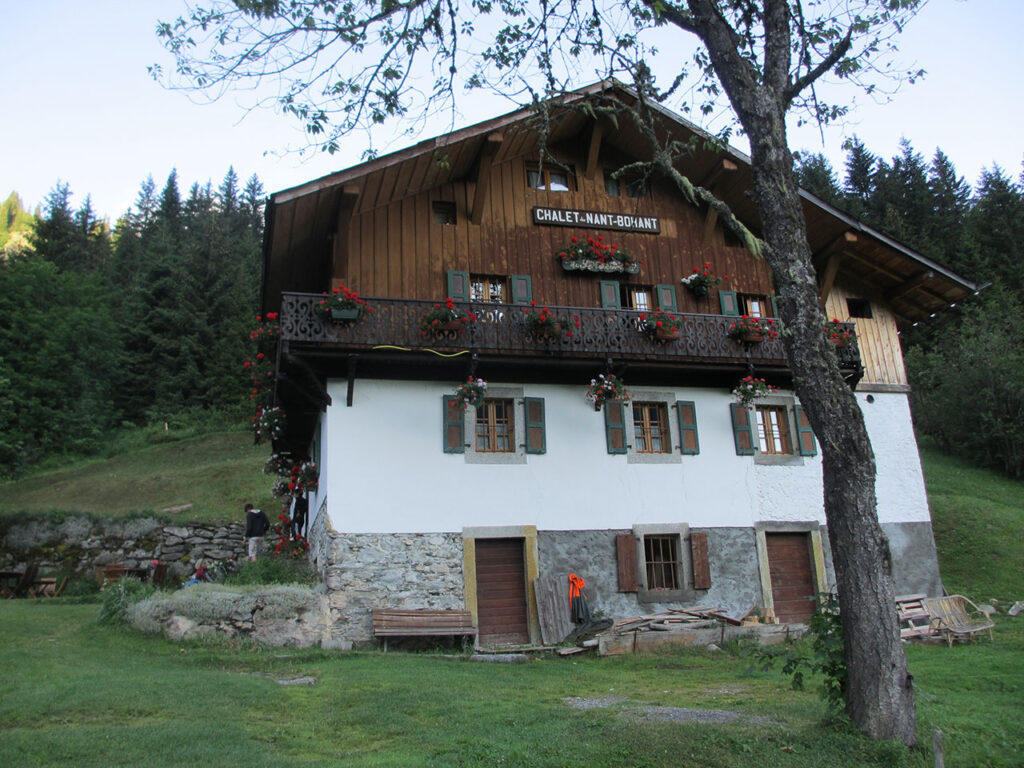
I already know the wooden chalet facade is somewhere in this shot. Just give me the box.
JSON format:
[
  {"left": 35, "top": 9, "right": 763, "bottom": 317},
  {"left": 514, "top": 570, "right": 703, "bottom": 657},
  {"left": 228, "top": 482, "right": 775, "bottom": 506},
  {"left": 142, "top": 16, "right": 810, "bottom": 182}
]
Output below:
[{"left": 261, "top": 83, "right": 978, "bottom": 647}]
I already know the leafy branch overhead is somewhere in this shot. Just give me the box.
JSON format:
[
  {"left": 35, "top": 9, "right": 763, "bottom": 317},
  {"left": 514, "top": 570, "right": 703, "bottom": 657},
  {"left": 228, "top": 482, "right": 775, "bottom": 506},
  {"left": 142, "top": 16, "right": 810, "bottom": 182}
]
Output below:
[{"left": 152, "top": 1, "right": 924, "bottom": 156}]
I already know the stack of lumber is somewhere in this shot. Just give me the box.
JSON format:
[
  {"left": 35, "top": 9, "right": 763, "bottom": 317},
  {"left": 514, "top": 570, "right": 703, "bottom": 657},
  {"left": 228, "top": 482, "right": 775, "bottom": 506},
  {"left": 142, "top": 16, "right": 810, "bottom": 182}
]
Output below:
[{"left": 604, "top": 606, "right": 748, "bottom": 635}]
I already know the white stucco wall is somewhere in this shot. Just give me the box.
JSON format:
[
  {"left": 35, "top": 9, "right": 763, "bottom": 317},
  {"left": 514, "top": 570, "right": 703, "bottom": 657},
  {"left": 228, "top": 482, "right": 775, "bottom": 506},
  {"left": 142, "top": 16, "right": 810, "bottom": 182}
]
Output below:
[{"left": 319, "top": 379, "right": 927, "bottom": 534}]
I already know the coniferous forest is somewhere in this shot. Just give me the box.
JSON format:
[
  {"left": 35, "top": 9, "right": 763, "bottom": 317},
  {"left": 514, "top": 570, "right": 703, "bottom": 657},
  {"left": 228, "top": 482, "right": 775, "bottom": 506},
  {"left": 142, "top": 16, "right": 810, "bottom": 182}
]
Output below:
[
  {"left": 0, "top": 170, "right": 264, "bottom": 476},
  {"left": 1, "top": 138, "right": 1023, "bottom": 479}
]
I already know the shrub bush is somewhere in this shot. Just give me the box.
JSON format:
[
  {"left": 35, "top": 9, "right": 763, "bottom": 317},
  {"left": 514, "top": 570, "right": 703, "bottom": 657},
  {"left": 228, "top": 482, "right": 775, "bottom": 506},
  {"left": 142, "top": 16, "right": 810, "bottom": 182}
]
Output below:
[
  {"left": 96, "top": 578, "right": 158, "bottom": 625},
  {"left": 223, "top": 556, "right": 317, "bottom": 586}
]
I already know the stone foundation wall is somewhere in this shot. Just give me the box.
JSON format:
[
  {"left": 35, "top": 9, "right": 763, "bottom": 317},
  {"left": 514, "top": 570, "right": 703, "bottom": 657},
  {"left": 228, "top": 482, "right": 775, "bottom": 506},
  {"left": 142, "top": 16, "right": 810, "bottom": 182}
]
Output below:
[
  {"left": 308, "top": 511, "right": 465, "bottom": 645},
  {"left": 0, "top": 515, "right": 247, "bottom": 580}
]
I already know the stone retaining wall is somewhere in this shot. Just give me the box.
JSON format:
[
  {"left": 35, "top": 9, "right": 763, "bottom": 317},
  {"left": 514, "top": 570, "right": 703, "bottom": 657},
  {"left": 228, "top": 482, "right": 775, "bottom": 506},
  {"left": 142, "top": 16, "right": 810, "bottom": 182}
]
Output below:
[{"left": 0, "top": 515, "right": 248, "bottom": 580}]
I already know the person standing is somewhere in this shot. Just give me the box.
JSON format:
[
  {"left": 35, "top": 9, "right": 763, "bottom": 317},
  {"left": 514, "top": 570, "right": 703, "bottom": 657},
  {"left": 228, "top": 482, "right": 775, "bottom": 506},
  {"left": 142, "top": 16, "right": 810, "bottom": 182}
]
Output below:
[
  {"left": 291, "top": 490, "right": 308, "bottom": 540},
  {"left": 244, "top": 503, "right": 270, "bottom": 561}
]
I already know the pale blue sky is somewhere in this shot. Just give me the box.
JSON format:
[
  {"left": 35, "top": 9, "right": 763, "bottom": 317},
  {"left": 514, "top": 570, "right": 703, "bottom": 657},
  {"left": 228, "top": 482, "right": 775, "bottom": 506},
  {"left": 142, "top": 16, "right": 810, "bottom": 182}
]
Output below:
[{"left": 2, "top": 0, "right": 1021, "bottom": 222}]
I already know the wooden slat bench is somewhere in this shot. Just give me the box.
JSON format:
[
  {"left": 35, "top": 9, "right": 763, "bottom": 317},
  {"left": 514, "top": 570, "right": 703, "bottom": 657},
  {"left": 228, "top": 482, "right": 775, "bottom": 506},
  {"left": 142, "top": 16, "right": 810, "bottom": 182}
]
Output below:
[
  {"left": 895, "top": 593, "right": 934, "bottom": 639},
  {"left": 372, "top": 608, "right": 477, "bottom": 651}
]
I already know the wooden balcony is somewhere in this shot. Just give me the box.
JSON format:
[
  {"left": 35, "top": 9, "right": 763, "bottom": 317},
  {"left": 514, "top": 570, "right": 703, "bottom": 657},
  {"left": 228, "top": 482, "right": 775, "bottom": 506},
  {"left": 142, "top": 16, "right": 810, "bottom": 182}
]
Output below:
[{"left": 278, "top": 292, "right": 861, "bottom": 378}]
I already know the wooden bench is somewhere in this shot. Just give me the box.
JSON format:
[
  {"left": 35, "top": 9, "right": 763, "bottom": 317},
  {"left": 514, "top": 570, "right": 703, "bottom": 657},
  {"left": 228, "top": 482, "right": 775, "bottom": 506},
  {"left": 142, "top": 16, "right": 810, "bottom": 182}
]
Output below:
[
  {"left": 371, "top": 608, "right": 477, "bottom": 651},
  {"left": 923, "top": 595, "right": 995, "bottom": 646},
  {"left": 895, "top": 593, "right": 934, "bottom": 639}
]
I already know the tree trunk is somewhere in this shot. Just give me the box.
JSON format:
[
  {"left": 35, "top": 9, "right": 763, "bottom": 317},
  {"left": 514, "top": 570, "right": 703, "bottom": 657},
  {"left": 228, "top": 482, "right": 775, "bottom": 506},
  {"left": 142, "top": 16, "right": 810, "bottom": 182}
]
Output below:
[{"left": 743, "top": 99, "right": 917, "bottom": 745}]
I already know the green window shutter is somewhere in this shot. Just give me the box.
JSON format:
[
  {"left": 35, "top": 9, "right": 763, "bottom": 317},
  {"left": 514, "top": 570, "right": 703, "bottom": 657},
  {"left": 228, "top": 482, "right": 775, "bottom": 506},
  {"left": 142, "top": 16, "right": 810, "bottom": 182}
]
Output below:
[
  {"left": 655, "top": 284, "right": 678, "bottom": 312},
  {"left": 446, "top": 270, "right": 470, "bottom": 302},
  {"left": 719, "top": 290, "right": 739, "bottom": 316},
  {"left": 675, "top": 400, "right": 700, "bottom": 455},
  {"left": 523, "top": 397, "right": 546, "bottom": 454},
  {"left": 599, "top": 280, "right": 622, "bottom": 309},
  {"left": 443, "top": 395, "right": 465, "bottom": 453},
  {"left": 604, "top": 400, "right": 628, "bottom": 454},
  {"left": 795, "top": 405, "right": 818, "bottom": 456},
  {"left": 730, "top": 403, "right": 755, "bottom": 455},
  {"left": 770, "top": 294, "right": 779, "bottom": 319},
  {"left": 510, "top": 274, "right": 533, "bottom": 304}
]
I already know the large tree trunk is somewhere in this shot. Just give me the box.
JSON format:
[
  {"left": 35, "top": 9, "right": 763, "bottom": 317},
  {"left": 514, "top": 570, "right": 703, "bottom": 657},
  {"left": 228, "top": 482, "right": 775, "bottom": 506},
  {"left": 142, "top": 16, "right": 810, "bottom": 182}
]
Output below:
[{"left": 744, "top": 100, "right": 917, "bottom": 745}]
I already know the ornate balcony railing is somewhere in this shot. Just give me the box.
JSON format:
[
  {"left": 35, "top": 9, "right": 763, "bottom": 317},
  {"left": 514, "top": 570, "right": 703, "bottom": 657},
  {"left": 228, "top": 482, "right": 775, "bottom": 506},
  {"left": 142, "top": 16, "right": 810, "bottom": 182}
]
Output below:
[{"left": 279, "top": 292, "right": 860, "bottom": 370}]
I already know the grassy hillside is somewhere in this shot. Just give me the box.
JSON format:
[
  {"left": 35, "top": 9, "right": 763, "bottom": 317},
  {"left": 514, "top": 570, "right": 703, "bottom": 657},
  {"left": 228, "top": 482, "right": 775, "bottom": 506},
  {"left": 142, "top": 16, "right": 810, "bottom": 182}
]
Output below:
[
  {"left": 0, "top": 429, "right": 274, "bottom": 524},
  {"left": 921, "top": 444, "right": 1024, "bottom": 604}
]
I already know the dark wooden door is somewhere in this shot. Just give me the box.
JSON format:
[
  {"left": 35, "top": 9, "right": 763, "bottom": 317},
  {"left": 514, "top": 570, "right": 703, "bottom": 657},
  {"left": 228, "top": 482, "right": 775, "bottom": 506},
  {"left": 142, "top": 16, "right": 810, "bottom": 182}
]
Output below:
[
  {"left": 765, "top": 532, "right": 816, "bottom": 623},
  {"left": 475, "top": 538, "right": 529, "bottom": 645}
]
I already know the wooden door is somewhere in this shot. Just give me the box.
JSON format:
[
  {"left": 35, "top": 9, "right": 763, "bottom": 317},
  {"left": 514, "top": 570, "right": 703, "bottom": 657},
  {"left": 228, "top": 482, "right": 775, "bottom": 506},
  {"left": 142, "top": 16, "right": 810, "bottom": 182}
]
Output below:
[
  {"left": 765, "top": 532, "right": 816, "bottom": 623},
  {"left": 475, "top": 538, "right": 529, "bottom": 645}
]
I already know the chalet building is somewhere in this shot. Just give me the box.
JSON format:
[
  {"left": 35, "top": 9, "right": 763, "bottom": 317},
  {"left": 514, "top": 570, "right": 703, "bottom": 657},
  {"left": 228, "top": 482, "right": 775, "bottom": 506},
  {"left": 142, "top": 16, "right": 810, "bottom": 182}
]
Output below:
[{"left": 260, "top": 83, "right": 977, "bottom": 647}]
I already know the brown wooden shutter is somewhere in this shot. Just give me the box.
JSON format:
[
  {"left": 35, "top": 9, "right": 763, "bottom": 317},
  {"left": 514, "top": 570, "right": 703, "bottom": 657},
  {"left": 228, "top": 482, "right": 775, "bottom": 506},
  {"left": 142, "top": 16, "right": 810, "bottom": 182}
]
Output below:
[
  {"left": 616, "top": 533, "right": 638, "bottom": 592},
  {"left": 690, "top": 532, "right": 711, "bottom": 590}
]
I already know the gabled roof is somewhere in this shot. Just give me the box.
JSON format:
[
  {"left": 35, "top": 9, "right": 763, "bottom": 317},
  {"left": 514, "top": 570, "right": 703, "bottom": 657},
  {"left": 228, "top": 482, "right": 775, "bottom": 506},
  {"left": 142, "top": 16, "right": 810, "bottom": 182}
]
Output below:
[{"left": 262, "top": 81, "right": 979, "bottom": 325}]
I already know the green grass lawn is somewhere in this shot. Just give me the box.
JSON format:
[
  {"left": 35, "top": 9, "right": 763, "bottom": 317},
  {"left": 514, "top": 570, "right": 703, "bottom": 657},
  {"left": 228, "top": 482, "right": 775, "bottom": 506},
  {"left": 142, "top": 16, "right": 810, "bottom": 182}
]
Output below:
[
  {"left": 2, "top": 600, "right": 1020, "bottom": 768},
  {"left": 0, "top": 430, "right": 273, "bottom": 524},
  {"left": 921, "top": 445, "right": 1024, "bottom": 604}
]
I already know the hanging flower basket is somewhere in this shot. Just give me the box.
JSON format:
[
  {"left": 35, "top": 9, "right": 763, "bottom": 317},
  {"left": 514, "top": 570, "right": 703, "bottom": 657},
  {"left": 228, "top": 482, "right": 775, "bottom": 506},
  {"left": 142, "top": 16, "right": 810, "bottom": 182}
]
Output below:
[
  {"left": 420, "top": 298, "right": 476, "bottom": 336},
  {"left": 640, "top": 310, "right": 684, "bottom": 342},
  {"left": 453, "top": 377, "right": 488, "bottom": 409},
  {"left": 681, "top": 263, "right": 726, "bottom": 297},
  {"left": 826, "top": 319, "right": 855, "bottom": 348},
  {"left": 586, "top": 373, "right": 630, "bottom": 411},
  {"left": 314, "top": 284, "right": 371, "bottom": 323},
  {"left": 523, "top": 303, "right": 578, "bottom": 340},
  {"left": 732, "top": 376, "right": 776, "bottom": 407},
  {"left": 727, "top": 315, "right": 778, "bottom": 344}
]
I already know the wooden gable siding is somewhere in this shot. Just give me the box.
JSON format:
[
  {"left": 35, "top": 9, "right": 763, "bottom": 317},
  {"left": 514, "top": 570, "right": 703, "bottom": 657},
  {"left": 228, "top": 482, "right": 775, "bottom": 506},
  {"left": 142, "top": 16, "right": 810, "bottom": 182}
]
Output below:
[
  {"left": 824, "top": 282, "right": 907, "bottom": 386},
  {"left": 336, "top": 147, "right": 774, "bottom": 312}
]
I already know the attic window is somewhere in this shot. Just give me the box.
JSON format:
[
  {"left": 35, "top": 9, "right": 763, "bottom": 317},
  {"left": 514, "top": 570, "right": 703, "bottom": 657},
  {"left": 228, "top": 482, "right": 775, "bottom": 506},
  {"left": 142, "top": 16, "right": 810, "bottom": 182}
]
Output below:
[
  {"left": 526, "top": 163, "right": 573, "bottom": 192},
  {"left": 723, "top": 226, "right": 742, "bottom": 248},
  {"left": 846, "top": 298, "right": 873, "bottom": 319},
  {"left": 433, "top": 201, "right": 457, "bottom": 225},
  {"left": 605, "top": 172, "right": 646, "bottom": 199}
]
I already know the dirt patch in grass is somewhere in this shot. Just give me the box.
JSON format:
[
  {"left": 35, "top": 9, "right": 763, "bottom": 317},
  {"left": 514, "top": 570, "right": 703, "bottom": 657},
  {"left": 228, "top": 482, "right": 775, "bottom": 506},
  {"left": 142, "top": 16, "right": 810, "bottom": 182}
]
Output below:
[{"left": 562, "top": 696, "right": 778, "bottom": 726}]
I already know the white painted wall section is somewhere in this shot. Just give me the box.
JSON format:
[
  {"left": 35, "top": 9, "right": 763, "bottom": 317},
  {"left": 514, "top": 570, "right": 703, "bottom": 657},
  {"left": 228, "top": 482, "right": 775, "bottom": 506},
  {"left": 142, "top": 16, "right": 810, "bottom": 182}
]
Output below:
[{"left": 321, "top": 379, "right": 928, "bottom": 533}]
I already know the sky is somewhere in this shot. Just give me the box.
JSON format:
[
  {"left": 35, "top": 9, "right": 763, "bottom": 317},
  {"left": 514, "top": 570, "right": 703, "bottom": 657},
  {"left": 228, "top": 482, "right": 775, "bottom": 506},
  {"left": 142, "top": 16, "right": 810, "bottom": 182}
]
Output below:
[{"left": 2, "top": 0, "right": 1021, "bottom": 223}]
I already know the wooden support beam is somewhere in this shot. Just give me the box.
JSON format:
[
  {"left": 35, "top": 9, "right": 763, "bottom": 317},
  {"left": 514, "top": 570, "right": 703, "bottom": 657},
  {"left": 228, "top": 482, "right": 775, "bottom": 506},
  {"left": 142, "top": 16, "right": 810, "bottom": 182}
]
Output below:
[
  {"left": 585, "top": 120, "right": 605, "bottom": 181},
  {"left": 885, "top": 270, "right": 934, "bottom": 302},
  {"left": 702, "top": 207, "right": 719, "bottom": 245},
  {"left": 331, "top": 184, "right": 361, "bottom": 285},
  {"left": 818, "top": 253, "right": 843, "bottom": 307},
  {"left": 812, "top": 231, "right": 857, "bottom": 305},
  {"left": 470, "top": 132, "right": 503, "bottom": 226},
  {"left": 697, "top": 159, "right": 738, "bottom": 190},
  {"left": 281, "top": 352, "right": 332, "bottom": 409},
  {"left": 346, "top": 354, "right": 359, "bottom": 407}
]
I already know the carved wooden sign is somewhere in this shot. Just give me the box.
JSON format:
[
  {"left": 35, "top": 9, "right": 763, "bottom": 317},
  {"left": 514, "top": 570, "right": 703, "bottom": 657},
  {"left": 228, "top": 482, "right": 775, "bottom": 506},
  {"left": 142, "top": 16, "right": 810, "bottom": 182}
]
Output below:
[{"left": 532, "top": 206, "right": 661, "bottom": 234}]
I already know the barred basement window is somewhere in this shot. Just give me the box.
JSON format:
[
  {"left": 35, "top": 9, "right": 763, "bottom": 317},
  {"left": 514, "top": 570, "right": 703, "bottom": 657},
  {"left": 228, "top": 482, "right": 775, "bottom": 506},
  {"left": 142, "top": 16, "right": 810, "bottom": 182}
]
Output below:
[
  {"left": 633, "top": 402, "right": 670, "bottom": 453},
  {"left": 644, "top": 534, "right": 680, "bottom": 590},
  {"left": 475, "top": 400, "right": 514, "bottom": 453}
]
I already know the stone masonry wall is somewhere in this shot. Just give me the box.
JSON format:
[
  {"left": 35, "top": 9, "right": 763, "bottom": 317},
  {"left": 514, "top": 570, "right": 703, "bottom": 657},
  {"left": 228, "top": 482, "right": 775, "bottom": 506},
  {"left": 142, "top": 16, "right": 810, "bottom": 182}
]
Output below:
[
  {"left": 310, "top": 511, "right": 465, "bottom": 645},
  {"left": 0, "top": 515, "right": 248, "bottom": 581}
]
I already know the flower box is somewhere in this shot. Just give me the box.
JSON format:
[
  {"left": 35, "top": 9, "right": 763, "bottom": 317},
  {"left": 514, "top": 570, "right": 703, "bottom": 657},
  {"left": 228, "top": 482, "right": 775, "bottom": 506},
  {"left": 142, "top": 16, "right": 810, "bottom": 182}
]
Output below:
[
  {"left": 557, "top": 233, "right": 642, "bottom": 275},
  {"left": 330, "top": 307, "right": 362, "bottom": 322},
  {"left": 654, "top": 326, "right": 681, "bottom": 341},
  {"left": 727, "top": 315, "right": 778, "bottom": 344},
  {"left": 561, "top": 257, "right": 640, "bottom": 275}
]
